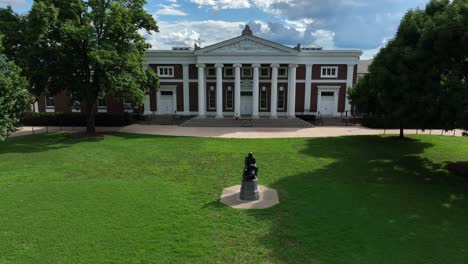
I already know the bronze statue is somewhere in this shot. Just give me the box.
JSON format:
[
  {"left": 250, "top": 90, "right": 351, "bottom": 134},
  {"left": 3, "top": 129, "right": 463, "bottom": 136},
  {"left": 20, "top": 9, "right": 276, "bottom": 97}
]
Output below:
[
  {"left": 240, "top": 152, "right": 260, "bottom": 201},
  {"left": 243, "top": 152, "right": 258, "bottom": 181}
]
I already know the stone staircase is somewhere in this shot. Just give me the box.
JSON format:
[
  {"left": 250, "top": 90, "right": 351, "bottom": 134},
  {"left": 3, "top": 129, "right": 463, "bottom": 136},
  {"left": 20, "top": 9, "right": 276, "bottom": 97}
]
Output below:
[
  {"left": 180, "top": 116, "right": 313, "bottom": 128},
  {"left": 139, "top": 115, "right": 195, "bottom": 125}
]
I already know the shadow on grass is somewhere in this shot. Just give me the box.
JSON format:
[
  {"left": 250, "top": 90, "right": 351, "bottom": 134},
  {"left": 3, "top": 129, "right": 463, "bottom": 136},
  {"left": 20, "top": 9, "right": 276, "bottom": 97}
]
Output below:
[
  {"left": 0, "top": 133, "right": 103, "bottom": 154},
  {"left": 245, "top": 136, "right": 468, "bottom": 263}
]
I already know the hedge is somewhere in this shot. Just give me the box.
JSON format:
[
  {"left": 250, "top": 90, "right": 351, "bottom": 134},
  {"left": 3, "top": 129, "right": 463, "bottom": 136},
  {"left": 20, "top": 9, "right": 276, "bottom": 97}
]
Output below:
[
  {"left": 361, "top": 114, "right": 452, "bottom": 129},
  {"left": 21, "top": 112, "right": 134, "bottom": 127}
]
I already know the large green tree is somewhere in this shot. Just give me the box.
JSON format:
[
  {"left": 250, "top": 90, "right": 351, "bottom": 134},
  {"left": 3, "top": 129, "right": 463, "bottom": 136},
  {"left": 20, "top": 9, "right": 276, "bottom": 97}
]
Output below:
[
  {"left": 350, "top": 0, "right": 468, "bottom": 138},
  {"left": 0, "top": 34, "right": 31, "bottom": 139},
  {"left": 1, "top": 0, "right": 159, "bottom": 134}
]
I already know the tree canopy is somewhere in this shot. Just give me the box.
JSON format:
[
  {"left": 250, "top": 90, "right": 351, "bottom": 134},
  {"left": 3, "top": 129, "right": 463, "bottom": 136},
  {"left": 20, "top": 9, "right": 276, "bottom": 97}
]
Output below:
[
  {"left": 350, "top": 0, "right": 468, "bottom": 137},
  {"left": 0, "top": 33, "right": 31, "bottom": 139},
  {"left": 0, "top": 0, "right": 159, "bottom": 134}
]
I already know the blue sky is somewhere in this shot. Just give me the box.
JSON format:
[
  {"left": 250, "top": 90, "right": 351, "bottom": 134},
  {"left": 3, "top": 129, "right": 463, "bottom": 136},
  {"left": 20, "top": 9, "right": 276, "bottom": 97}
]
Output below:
[{"left": 1, "top": 0, "right": 430, "bottom": 59}]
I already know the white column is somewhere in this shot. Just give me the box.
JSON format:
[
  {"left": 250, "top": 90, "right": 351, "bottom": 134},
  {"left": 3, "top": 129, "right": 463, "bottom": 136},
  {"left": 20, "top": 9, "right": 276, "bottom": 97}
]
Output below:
[
  {"left": 345, "top": 64, "right": 355, "bottom": 113},
  {"left": 215, "top": 63, "right": 224, "bottom": 118},
  {"left": 197, "top": 64, "right": 206, "bottom": 116},
  {"left": 182, "top": 64, "right": 190, "bottom": 115},
  {"left": 270, "top": 64, "right": 279, "bottom": 118},
  {"left": 143, "top": 94, "right": 151, "bottom": 115},
  {"left": 304, "top": 64, "right": 313, "bottom": 113},
  {"left": 234, "top": 64, "right": 242, "bottom": 117},
  {"left": 287, "top": 64, "right": 297, "bottom": 118},
  {"left": 252, "top": 64, "right": 261, "bottom": 118}
]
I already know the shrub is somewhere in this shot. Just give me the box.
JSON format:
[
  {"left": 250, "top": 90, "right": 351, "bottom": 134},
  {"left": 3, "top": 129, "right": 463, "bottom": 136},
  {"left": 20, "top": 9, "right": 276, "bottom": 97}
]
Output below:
[{"left": 21, "top": 112, "right": 134, "bottom": 127}]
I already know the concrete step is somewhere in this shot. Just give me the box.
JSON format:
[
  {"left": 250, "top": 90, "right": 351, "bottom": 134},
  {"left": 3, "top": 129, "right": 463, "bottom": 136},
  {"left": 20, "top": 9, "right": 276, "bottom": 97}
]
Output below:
[{"left": 180, "top": 117, "right": 313, "bottom": 128}]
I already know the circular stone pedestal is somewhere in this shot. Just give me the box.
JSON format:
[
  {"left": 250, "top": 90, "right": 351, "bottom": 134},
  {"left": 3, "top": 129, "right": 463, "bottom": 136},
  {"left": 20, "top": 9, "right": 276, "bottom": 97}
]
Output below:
[{"left": 220, "top": 185, "right": 279, "bottom": 209}]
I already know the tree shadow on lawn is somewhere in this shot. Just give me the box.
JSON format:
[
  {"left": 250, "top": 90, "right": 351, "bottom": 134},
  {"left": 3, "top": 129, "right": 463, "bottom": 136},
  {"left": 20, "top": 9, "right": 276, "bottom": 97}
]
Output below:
[
  {"left": 245, "top": 136, "right": 468, "bottom": 264},
  {"left": 0, "top": 133, "right": 103, "bottom": 154}
]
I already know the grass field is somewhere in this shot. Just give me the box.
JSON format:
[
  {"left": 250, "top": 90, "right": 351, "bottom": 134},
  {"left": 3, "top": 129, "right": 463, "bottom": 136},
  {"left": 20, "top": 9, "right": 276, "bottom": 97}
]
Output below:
[{"left": 1, "top": 133, "right": 468, "bottom": 263}]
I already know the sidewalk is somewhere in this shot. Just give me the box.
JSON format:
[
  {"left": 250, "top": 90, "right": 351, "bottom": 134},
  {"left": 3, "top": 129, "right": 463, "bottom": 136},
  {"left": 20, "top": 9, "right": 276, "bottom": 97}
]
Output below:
[{"left": 9, "top": 125, "right": 466, "bottom": 139}]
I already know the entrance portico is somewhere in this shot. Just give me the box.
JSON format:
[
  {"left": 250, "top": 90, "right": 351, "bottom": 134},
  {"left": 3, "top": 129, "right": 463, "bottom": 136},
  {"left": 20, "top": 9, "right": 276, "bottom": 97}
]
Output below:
[{"left": 143, "top": 25, "right": 362, "bottom": 118}]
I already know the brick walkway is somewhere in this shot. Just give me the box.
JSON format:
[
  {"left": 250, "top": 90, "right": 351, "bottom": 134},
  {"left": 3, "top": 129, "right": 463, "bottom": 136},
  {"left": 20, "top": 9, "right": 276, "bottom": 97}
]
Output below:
[{"left": 10, "top": 125, "right": 465, "bottom": 139}]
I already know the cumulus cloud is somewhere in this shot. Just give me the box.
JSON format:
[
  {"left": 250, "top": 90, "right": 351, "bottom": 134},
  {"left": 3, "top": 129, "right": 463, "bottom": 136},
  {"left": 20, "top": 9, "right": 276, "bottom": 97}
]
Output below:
[
  {"left": 285, "top": 18, "right": 313, "bottom": 34},
  {"left": 154, "top": 3, "right": 187, "bottom": 16},
  {"left": 310, "top": 29, "right": 335, "bottom": 49},
  {"left": 0, "top": 0, "right": 26, "bottom": 6},
  {"left": 142, "top": 20, "right": 245, "bottom": 49},
  {"left": 190, "top": 0, "right": 250, "bottom": 9},
  {"left": 251, "top": 0, "right": 428, "bottom": 49}
]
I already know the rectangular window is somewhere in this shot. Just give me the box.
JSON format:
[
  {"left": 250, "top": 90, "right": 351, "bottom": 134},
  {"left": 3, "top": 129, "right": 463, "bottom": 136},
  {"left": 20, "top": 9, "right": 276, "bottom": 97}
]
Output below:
[
  {"left": 320, "top": 66, "right": 338, "bottom": 78},
  {"left": 157, "top": 66, "right": 174, "bottom": 77},
  {"left": 321, "top": 91, "right": 335, "bottom": 97},
  {"left": 277, "top": 88, "right": 285, "bottom": 110},
  {"left": 260, "top": 67, "right": 270, "bottom": 78},
  {"left": 260, "top": 89, "right": 268, "bottom": 110},
  {"left": 224, "top": 67, "right": 234, "bottom": 78},
  {"left": 241, "top": 91, "right": 253, "bottom": 96},
  {"left": 242, "top": 67, "right": 252, "bottom": 78},
  {"left": 45, "top": 96, "right": 55, "bottom": 108},
  {"left": 123, "top": 98, "right": 132, "bottom": 109},
  {"left": 208, "top": 87, "right": 216, "bottom": 109},
  {"left": 226, "top": 88, "right": 233, "bottom": 110},
  {"left": 207, "top": 67, "right": 216, "bottom": 77},
  {"left": 97, "top": 97, "right": 107, "bottom": 109},
  {"left": 278, "top": 67, "right": 288, "bottom": 77}
]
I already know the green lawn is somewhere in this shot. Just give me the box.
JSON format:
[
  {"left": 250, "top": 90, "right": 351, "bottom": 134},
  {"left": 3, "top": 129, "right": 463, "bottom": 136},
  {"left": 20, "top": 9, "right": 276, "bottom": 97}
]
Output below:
[{"left": 1, "top": 133, "right": 468, "bottom": 264}]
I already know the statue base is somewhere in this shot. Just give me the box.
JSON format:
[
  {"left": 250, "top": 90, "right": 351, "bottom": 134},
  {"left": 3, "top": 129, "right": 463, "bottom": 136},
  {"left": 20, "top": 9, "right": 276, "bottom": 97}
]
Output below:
[{"left": 239, "top": 178, "right": 259, "bottom": 201}]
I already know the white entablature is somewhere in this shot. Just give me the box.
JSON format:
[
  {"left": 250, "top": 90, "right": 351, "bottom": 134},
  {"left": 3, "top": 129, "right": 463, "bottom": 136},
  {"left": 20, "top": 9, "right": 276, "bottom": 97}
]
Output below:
[{"left": 195, "top": 34, "right": 299, "bottom": 56}]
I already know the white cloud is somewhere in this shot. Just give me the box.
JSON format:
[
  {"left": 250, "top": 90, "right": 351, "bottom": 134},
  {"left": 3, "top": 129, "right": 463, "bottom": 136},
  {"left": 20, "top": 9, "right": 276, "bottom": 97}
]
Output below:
[
  {"left": 252, "top": 0, "right": 292, "bottom": 14},
  {"left": 190, "top": 0, "right": 250, "bottom": 9},
  {"left": 285, "top": 18, "right": 313, "bottom": 34},
  {"left": 0, "top": 0, "right": 26, "bottom": 6},
  {"left": 361, "top": 47, "right": 381, "bottom": 60},
  {"left": 154, "top": 3, "right": 187, "bottom": 16},
  {"left": 142, "top": 20, "right": 245, "bottom": 50},
  {"left": 310, "top": 29, "right": 335, "bottom": 49}
]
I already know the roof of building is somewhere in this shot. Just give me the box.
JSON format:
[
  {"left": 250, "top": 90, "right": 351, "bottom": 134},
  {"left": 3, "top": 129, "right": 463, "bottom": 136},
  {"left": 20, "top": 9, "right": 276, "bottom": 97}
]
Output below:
[{"left": 357, "top": 59, "right": 373, "bottom": 74}]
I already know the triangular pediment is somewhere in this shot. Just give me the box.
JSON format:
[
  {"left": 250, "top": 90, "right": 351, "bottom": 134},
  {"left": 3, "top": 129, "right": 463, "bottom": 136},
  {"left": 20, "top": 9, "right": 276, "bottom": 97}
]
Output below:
[{"left": 195, "top": 35, "right": 299, "bottom": 55}]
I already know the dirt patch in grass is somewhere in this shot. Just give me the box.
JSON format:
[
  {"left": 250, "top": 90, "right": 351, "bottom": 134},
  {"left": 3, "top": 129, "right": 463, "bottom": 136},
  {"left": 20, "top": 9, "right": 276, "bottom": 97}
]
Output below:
[{"left": 447, "top": 162, "right": 468, "bottom": 178}]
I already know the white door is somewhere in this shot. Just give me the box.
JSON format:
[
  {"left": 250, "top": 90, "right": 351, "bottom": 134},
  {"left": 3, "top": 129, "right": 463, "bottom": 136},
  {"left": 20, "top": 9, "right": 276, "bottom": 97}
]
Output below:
[
  {"left": 159, "top": 91, "right": 174, "bottom": 114},
  {"left": 241, "top": 91, "right": 253, "bottom": 115},
  {"left": 319, "top": 91, "right": 336, "bottom": 116}
]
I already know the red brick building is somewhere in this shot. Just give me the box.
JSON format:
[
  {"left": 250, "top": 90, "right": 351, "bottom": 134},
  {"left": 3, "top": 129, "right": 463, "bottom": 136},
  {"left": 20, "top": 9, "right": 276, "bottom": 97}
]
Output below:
[{"left": 35, "top": 26, "right": 362, "bottom": 118}]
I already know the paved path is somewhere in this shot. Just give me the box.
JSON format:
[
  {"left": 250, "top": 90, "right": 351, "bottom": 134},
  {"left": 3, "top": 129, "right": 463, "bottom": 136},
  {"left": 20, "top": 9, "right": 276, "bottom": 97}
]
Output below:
[{"left": 10, "top": 125, "right": 466, "bottom": 139}]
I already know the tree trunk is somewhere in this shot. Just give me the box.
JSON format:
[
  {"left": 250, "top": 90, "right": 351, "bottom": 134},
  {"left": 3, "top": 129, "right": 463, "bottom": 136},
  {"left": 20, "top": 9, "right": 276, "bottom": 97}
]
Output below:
[
  {"left": 399, "top": 121, "right": 404, "bottom": 139},
  {"left": 86, "top": 110, "right": 96, "bottom": 134},
  {"left": 85, "top": 97, "right": 97, "bottom": 135}
]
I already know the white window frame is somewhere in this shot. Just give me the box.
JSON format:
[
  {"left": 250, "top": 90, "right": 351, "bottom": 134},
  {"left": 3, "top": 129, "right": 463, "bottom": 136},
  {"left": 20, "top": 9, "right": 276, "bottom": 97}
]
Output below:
[
  {"left": 224, "top": 67, "right": 234, "bottom": 78},
  {"left": 260, "top": 67, "right": 270, "bottom": 78},
  {"left": 320, "top": 66, "right": 339, "bottom": 78},
  {"left": 206, "top": 67, "right": 216, "bottom": 78},
  {"left": 242, "top": 67, "right": 252, "bottom": 78},
  {"left": 97, "top": 96, "right": 107, "bottom": 113},
  {"left": 208, "top": 86, "right": 216, "bottom": 110},
  {"left": 123, "top": 98, "right": 133, "bottom": 113},
  {"left": 277, "top": 86, "right": 285, "bottom": 110},
  {"left": 72, "top": 99, "right": 81, "bottom": 113},
  {"left": 157, "top": 66, "right": 174, "bottom": 77},
  {"left": 260, "top": 87, "right": 268, "bottom": 110},
  {"left": 45, "top": 95, "right": 55, "bottom": 109},
  {"left": 278, "top": 67, "right": 288, "bottom": 77},
  {"left": 226, "top": 86, "right": 233, "bottom": 110}
]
